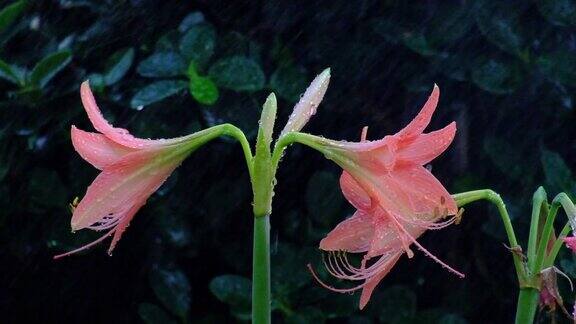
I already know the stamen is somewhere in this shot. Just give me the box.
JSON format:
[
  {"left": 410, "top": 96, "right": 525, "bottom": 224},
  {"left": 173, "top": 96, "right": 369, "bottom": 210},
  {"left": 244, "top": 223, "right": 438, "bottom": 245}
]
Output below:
[
  {"left": 53, "top": 229, "right": 116, "bottom": 259},
  {"left": 307, "top": 263, "right": 367, "bottom": 293}
]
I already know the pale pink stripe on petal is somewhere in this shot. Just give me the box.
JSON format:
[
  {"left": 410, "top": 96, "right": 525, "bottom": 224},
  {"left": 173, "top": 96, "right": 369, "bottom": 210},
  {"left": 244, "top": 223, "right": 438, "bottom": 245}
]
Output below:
[
  {"left": 340, "top": 171, "right": 371, "bottom": 211},
  {"left": 80, "top": 81, "right": 159, "bottom": 149},
  {"left": 396, "top": 84, "right": 439, "bottom": 139},
  {"left": 71, "top": 126, "right": 136, "bottom": 170},
  {"left": 396, "top": 121, "right": 456, "bottom": 166},
  {"left": 359, "top": 252, "right": 402, "bottom": 310},
  {"left": 320, "top": 211, "right": 374, "bottom": 253},
  {"left": 71, "top": 147, "right": 184, "bottom": 231}
]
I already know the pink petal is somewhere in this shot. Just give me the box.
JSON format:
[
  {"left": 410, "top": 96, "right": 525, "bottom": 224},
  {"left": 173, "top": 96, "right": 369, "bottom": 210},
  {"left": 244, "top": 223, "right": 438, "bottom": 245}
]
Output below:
[
  {"left": 340, "top": 171, "right": 371, "bottom": 211},
  {"left": 396, "top": 121, "right": 456, "bottom": 166},
  {"left": 320, "top": 211, "right": 375, "bottom": 253},
  {"left": 564, "top": 236, "right": 576, "bottom": 253},
  {"left": 80, "top": 81, "right": 159, "bottom": 149},
  {"left": 280, "top": 68, "right": 330, "bottom": 135},
  {"left": 71, "top": 146, "right": 185, "bottom": 231},
  {"left": 396, "top": 84, "right": 439, "bottom": 139},
  {"left": 359, "top": 252, "right": 402, "bottom": 309},
  {"left": 71, "top": 126, "right": 136, "bottom": 170}
]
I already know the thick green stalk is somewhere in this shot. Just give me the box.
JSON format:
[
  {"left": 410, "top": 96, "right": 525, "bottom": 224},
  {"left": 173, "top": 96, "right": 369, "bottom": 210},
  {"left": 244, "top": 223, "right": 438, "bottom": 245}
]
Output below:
[
  {"left": 515, "top": 288, "right": 539, "bottom": 324},
  {"left": 251, "top": 94, "right": 277, "bottom": 324},
  {"left": 252, "top": 215, "right": 271, "bottom": 324}
]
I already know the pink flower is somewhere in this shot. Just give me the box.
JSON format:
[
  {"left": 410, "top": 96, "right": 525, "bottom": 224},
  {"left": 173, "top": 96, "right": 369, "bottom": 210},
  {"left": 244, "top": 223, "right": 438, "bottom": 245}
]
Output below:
[
  {"left": 55, "top": 82, "right": 216, "bottom": 259},
  {"left": 306, "top": 85, "right": 462, "bottom": 309},
  {"left": 564, "top": 236, "right": 576, "bottom": 253}
]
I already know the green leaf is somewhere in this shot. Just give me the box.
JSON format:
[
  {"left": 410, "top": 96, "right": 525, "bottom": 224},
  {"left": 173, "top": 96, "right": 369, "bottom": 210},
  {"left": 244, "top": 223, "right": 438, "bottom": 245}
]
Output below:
[
  {"left": 306, "top": 171, "right": 343, "bottom": 226},
  {"left": 137, "top": 52, "right": 186, "bottom": 78},
  {"left": 189, "top": 75, "right": 218, "bottom": 105},
  {"left": 537, "top": 0, "right": 576, "bottom": 26},
  {"left": 209, "top": 275, "right": 251, "bottom": 309},
  {"left": 179, "top": 24, "right": 216, "bottom": 68},
  {"left": 439, "top": 314, "right": 468, "bottom": 324},
  {"left": 541, "top": 149, "right": 575, "bottom": 195},
  {"left": 270, "top": 64, "right": 307, "bottom": 102},
  {"left": 471, "top": 59, "right": 522, "bottom": 94},
  {"left": 149, "top": 267, "right": 191, "bottom": 319},
  {"left": 401, "top": 32, "right": 437, "bottom": 57},
  {"left": 130, "top": 80, "right": 188, "bottom": 109},
  {"left": 0, "top": 0, "right": 27, "bottom": 34},
  {"left": 0, "top": 58, "right": 21, "bottom": 85},
  {"left": 138, "top": 303, "right": 177, "bottom": 324},
  {"left": 476, "top": 4, "right": 524, "bottom": 56},
  {"left": 103, "top": 48, "right": 134, "bottom": 85},
  {"left": 537, "top": 51, "right": 576, "bottom": 86},
  {"left": 178, "top": 12, "right": 205, "bottom": 32},
  {"left": 209, "top": 56, "right": 265, "bottom": 92},
  {"left": 29, "top": 51, "right": 72, "bottom": 88}
]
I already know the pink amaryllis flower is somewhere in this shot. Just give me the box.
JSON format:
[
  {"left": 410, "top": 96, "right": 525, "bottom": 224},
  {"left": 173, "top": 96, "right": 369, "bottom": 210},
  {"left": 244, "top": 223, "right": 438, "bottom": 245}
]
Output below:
[
  {"left": 302, "top": 85, "right": 462, "bottom": 309},
  {"left": 54, "top": 82, "right": 221, "bottom": 259}
]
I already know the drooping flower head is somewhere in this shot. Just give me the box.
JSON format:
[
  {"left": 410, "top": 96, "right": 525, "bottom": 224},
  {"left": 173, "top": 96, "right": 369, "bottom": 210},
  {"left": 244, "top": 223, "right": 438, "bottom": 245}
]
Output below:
[
  {"left": 54, "top": 82, "right": 219, "bottom": 259},
  {"left": 290, "top": 84, "right": 461, "bottom": 309}
]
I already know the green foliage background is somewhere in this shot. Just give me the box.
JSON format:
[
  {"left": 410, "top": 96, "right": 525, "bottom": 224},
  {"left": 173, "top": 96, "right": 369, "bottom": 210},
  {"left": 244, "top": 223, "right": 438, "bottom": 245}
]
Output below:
[{"left": 1, "top": 0, "right": 576, "bottom": 323}]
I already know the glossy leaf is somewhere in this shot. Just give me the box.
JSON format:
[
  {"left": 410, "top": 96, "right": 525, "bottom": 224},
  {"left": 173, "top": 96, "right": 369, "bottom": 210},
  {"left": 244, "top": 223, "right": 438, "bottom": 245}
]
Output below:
[
  {"left": 130, "top": 80, "right": 188, "bottom": 108},
  {"left": 0, "top": 0, "right": 27, "bottom": 34},
  {"left": 103, "top": 48, "right": 134, "bottom": 85},
  {"left": 137, "top": 52, "right": 186, "bottom": 78},
  {"left": 149, "top": 267, "right": 191, "bottom": 319},
  {"left": 179, "top": 24, "right": 216, "bottom": 68},
  {"left": 29, "top": 51, "right": 72, "bottom": 88},
  {"left": 209, "top": 56, "right": 265, "bottom": 92}
]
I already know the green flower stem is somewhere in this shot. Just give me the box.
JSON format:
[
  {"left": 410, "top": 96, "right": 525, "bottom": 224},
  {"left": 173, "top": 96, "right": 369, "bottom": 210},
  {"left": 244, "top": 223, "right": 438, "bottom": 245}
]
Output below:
[
  {"left": 452, "top": 190, "right": 526, "bottom": 284},
  {"left": 544, "top": 223, "right": 571, "bottom": 267},
  {"left": 515, "top": 288, "right": 539, "bottom": 324},
  {"left": 527, "top": 187, "right": 547, "bottom": 272},
  {"left": 533, "top": 193, "right": 574, "bottom": 273},
  {"left": 252, "top": 214, "right": 271, "bottom": 324},
  {"left": 220, "top": 123, "right": 254, "bottom": 176}
]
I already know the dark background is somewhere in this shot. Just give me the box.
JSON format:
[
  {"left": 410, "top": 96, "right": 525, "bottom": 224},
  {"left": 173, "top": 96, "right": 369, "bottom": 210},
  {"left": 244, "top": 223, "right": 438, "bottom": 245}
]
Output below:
[{"left": 1, "top": 0, "right": 576, "bottom": 323}]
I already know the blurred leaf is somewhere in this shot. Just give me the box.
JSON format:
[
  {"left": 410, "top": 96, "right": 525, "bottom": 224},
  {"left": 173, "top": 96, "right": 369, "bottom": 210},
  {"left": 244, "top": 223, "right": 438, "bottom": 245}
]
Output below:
[
  {"left": 471, "top": 59, "right": 522, "bottom": 94},
  {"left": 209, "top": 274, "right": 251, "bottom": 318},
  {"left": 149, "top": 267, "right": 191, "bottom": 319},
  {"left": 28, "top": 168, "right": 67, "bottom": 209},
  {"left": 483, "top": 137, "right": 535, "bottom": 183},
  {"left": 179, "top": 12, "right": 205, "bottom": 32},
  {"left": 377, "top": 285, "right": 417, "bottom": 324},
  {"left": 476, "top": 4, "right": 525, "bottom": 56},
  {"left": 29, "top": 51, "right": 72, "bottom": 88},
  {"left": 0, "top": 0, "right": 27, "bottom": 34},
  {"left": 130, "top": 80, "right": 187, "bottom": 109},
  {"left": 180, "top": 24, "right": 216, "bottom": 68},
  {"left": 285, "top": 307, "right": 325, "bottom": 324},
  {"left": 138, "top": 303, "right": 177, "bottom": 324},
  {"left": 541, "top": 149, "right": 575, "bottom": 195},
  {"left": 306, "top": 171, "right": 343, "bottom": 226},
  {"left": 0, "top": 59, "right": 21, "bottom": 85},
  {"left": 137, "top": 52, "right": 186, "bottom": 78},
  {"left": 439, "top": 314, "right": 468, "bottom": 324},
  {"left": 537, "top": 51, "right": 576, "bottom": 86},
  {"left": 189, "top": 75, "right": 218, "bottom": 105},
  {"left": 537, "top": 0, "right": 576, "bottom": 26},
  {"left": 270, "top": 64, "right": 307, "bottom": 102},
  {"left": 401, "top": 32, "right": 437, "bottom": 57},
  {"left": 103, "top": 48, "right": 134, "bottom": 85},
  {"left": 427, "top": 3, "right": 475, "bottom": 47},
  {"left": 209, "top": 56, "right": 265, "bottom": 91}
]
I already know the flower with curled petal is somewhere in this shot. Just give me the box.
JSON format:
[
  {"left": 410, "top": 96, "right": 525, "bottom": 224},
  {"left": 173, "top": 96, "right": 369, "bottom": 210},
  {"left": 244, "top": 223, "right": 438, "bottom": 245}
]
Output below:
[
  {"left": 54, "top": 82, "right": 230, "bottom": 258},
  {"left": 297, "top": 85, "right": 462, "bottom": 309}
]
